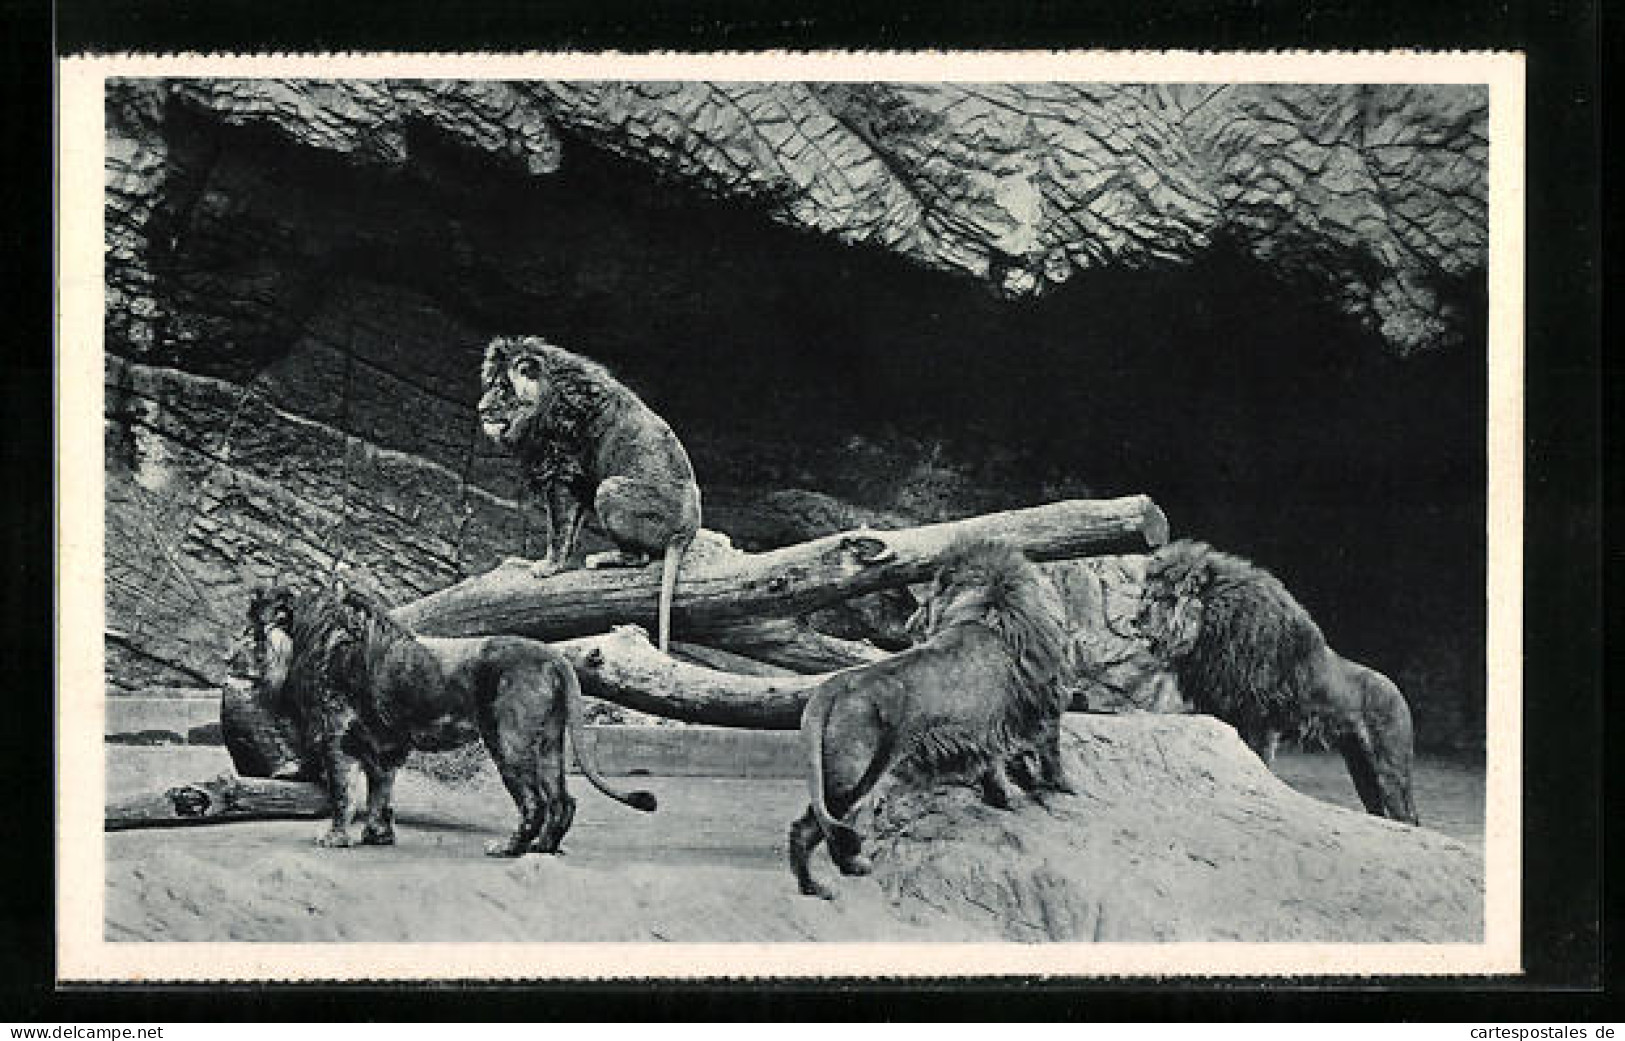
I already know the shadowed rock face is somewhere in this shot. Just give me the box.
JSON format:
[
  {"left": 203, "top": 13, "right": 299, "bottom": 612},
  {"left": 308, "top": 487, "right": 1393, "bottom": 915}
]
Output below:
[{"left": 101, "top": 78, "right": 1486, "bottom": 750}]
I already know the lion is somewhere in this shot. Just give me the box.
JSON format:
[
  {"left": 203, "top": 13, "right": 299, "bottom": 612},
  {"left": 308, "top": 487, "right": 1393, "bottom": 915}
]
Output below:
[
  {"left": 478, "top": 336, "right": 702, "bottom": 652},
  {"left": 787, "top": 538, "right": 1073, "bottom": 899},
  {"left": 1137, "top": 539, "right": 1420, "bottom": 825},
  {"left": 226, "top": 583, "right": 657, "bottom": 855}
]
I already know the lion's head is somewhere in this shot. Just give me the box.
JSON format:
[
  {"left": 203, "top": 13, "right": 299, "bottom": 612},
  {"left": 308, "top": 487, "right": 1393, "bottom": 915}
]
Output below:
[
  {"left": 478, "top": 336, "right": 615, "bottom": 450},
  {"left": 228, "top": 581, "right": 412, "bottom": 709},
  {"left": 1136, "top": 539, "right": 1214, "bottom": 663},
  {"left": 226, "top": 584, "right": 299, "bottom": 699},
  {"left": 912, "top": 537, "right": 1069, "bottom": 706},
  {"left": 1137, "top": 539, "right": 1326, "bottom": 726}
]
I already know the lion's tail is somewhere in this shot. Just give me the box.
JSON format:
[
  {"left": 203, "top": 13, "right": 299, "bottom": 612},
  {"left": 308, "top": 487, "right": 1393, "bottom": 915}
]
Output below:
[
  {"left": 801, "top": 680, "right": 861, "bottom": 851},
  {"left": 656, "top": 533, "right": 691, "bottom": 654},
  {"left": 560, "top": 659, "right": 657, "bottom": 812}
]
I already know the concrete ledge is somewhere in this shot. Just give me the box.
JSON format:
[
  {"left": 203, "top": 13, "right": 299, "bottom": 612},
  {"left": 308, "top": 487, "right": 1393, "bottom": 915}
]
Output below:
[
  {"left": 105, "top": 697, "right": 804, "bottom": 779},
  {"left": 572, "top": 726, "right": 800, "bottom": 779},
  {"left": 107, "top": 696, "right": 220, "bottom": 740}
]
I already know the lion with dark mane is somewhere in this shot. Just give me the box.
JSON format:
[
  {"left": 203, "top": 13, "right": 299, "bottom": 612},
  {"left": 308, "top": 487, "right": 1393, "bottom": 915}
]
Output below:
[
  {"left": 788, "top": 538, "right": 1073, "bottom": 899},
  {"left": 1137, "top": 539, "right": 1419, "bottom": 825},
  {"left": 228, "top": 583, "right": 656, "bottom": 855},
  {"left": 478, "top": 335, "right": 702, "bottom": 652}
]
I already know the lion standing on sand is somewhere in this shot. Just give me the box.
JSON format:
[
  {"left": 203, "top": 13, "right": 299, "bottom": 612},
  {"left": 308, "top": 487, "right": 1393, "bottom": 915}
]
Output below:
[
  {"left": 227, "top": 583, "right": 657, "bottom": 856},
  {"left": 788, "top": 538, "right": 1073, "bottom": 899},
  {"left": 478, "top": 336, "right": 702, "bottom": 652},
  {"left": 1137, "top": 539, "right": 1420, "bottom": 825}
]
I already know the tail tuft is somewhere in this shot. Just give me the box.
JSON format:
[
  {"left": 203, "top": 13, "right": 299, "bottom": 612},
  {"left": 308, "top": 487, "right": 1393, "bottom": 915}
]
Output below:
[{"left": 627, "top": 791, "right": 658, "bottom": 812}]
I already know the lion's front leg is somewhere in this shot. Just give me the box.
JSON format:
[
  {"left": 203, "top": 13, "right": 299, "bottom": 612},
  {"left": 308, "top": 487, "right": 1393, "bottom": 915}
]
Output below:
[
  {"left": 501, "top": 481, "right": 584, "bottom": 578},
  {"left": 516, "top": 480, "right": 588, "bottom": 578},
  {"left": 533, "top": 482, "right": 587, "bottom": 577},
  {"left": 979, "top": 758, "right": 1024, "bottom": 810},
  {"left": 315, "top": 751, "right": 363, "bottom": 849},
  {"left": 311, "top": 700, "right": 364, "bottom": 849},
  {"left": 1018, "top": 718, "right": 1076, "bottom": 798},
  {"left": 1245, "top": 727, "right": 1282, "bottom": 771}
]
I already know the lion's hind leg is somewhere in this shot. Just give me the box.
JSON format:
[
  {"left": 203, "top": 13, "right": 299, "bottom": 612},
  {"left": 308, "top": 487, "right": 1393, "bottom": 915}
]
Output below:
[
  {"left": 789, "top": 807, "right": 834, "bottom": 899},
  {"left": 476, "top": 677, "right": 551, "bottom": 858},
  {"left": 593, "top": 476, "right": 695, "bottom": 562},
  {"left": 1368, "top": 725, "right": 1420, "bottom": 825},
  {"left": 1359, "top": 664, "right": 1421, "bottom": 826},
  {"left": 528, "top": 752, "right": 577, "bottom": 854},
  {"left": 483, "top": 767, "right": 545, "bottom": 858}
]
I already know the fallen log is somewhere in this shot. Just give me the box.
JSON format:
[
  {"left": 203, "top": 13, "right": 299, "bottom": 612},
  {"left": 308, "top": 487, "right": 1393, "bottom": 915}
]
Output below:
[
  {"left": 668, "top": 640, "right": 797, "bottom": 678},
  {"left": 395, "top": 495, "right": 1167, "bottom": 641},
  {"left": 704, "top": 619, "right": 889, "bottom": 673},
  {"left": 106, "top": 772, "right": 329, "bottom": 830},
  {"left": 559, "top": 627, "right": 825, "bottom": 729}
]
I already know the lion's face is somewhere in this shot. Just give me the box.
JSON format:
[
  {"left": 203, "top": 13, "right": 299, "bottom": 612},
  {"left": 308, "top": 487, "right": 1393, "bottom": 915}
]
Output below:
[
  {"left": 1137, "top": 571, "right": 1205, "bottom": 663},
  {"left": 226, "top": 586, "right": 297, "bottom": 698},
  {"left": 478, "top": 345, "right": 548, "bottom": 446}
]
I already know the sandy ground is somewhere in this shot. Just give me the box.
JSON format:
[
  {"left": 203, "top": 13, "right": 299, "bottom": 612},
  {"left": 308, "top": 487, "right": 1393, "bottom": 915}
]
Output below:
[{"left": 103, "top": 744, "right": 1484, "bottom": 942}]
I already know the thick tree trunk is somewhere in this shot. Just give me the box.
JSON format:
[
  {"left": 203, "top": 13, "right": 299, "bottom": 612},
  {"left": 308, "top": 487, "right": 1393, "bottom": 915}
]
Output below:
[{"left": 394, "top": 495, "right": 1167, "bottom": 641}]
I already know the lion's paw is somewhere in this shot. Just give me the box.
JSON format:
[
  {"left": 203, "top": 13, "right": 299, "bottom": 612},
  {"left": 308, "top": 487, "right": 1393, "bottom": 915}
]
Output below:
[
  {"left": 484, "top": 837, "right": 527, "bottom": 857},
  {"left": 315, "top": 829, "right": 353, "bottom": 849},
  {"left": 528, "top": 559, "right": 565, "bottom": 580}
]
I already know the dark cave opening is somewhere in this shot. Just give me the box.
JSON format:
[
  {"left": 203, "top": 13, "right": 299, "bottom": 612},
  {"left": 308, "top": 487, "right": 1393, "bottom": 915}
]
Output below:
[{"left": 126, "top": 96, "right": 1489, "bottom": 747}]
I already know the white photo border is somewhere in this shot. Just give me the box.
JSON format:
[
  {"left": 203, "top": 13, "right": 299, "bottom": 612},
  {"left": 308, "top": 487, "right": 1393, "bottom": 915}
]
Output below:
[{"left": 56, "top": 49, "right": 1525, "bottom": 982}]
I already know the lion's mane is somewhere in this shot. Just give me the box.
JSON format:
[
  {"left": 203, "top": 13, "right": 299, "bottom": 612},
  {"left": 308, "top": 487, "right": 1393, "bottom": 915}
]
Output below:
[
  {"left": 904, "top": 537, "right": 1070, "bottom": 771},
  {"left": 1141, "top": 539, "right": 1326, "bottom": 738},
  {"left": 274, "top": 585, "right": 425, "bottom": 733},
  {"left": 482, "top": 336, "right": 620, "bottom": 478}
]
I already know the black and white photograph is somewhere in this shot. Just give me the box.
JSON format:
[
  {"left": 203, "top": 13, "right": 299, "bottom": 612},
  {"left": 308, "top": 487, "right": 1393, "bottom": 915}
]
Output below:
[{"left": 56, "top": 51, "right": 1523, "bottom": 980}]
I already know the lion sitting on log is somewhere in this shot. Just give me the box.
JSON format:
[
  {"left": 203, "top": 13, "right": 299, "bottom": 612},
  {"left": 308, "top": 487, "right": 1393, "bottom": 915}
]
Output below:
[
  {"left": 227, "top": 583, "right": 657, "bottom": 855},
  {"left": 788, "top": 538, "right": 1073, "bottom": 899},
  {"left": 478, "top": 335, "right": 702, "bottom": 652},
  {"left": 1136, "top": 539, "right": 1420, "bottom": 825}
]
